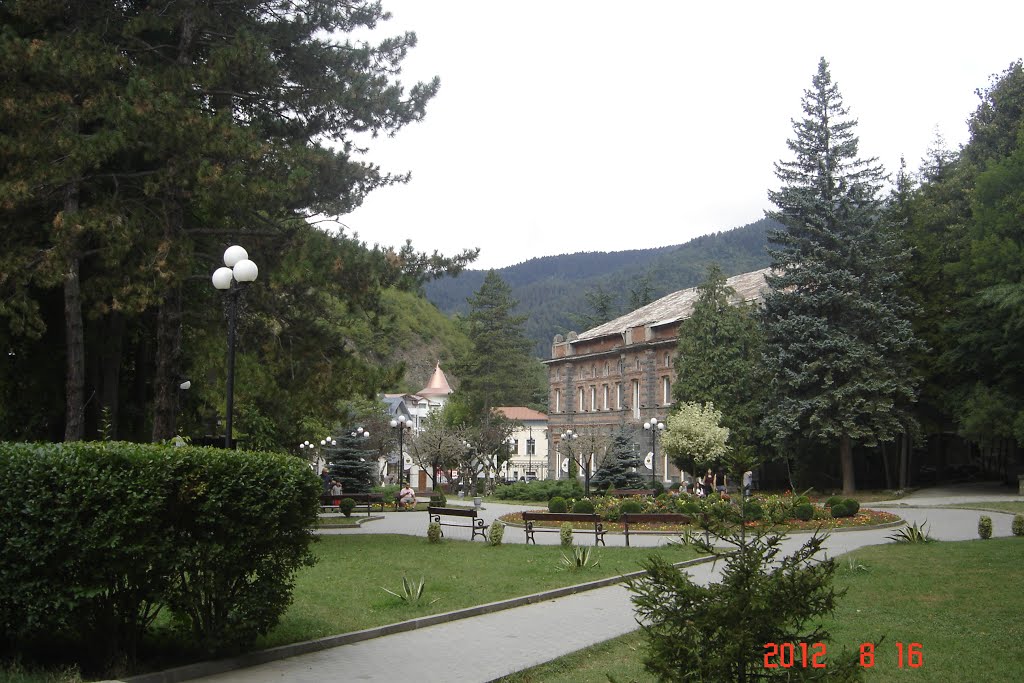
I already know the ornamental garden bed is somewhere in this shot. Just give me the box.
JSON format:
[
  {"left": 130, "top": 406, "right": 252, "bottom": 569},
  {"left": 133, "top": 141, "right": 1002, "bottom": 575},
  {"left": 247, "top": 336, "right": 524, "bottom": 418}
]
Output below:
[{"left": 499, "top": 491, "right": 902, "bottom": 533}]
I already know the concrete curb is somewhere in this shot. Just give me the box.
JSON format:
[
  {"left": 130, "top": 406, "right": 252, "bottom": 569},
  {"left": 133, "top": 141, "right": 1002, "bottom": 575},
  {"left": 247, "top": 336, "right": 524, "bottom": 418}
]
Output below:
[
  {"left": 873, "top": 503, "right": 1021, "bottom": 516},
  {"left": 121, "top": 555, "right": 717, "bottom": 683},
  {"left": 315, "top": 515, "right": 383, "bottom": 529}
]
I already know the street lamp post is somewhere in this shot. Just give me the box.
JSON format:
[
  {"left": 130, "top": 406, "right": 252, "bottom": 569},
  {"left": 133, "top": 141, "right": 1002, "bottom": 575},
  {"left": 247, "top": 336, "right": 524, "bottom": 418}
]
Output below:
[
  {"left": 526, "top": 426, "right": 534, "bottom": 481},
  {"left": 643, "top": 417, "right": 665, "bottom": 489},
  {"left": 389, "top": 415, "right": 411, "bottom": 486},
  {"left": 560, "top": 428, "right": 579, "bottom": 489},
  {"left": 212, "top": 245, "right": 258, "bottom": 449}
]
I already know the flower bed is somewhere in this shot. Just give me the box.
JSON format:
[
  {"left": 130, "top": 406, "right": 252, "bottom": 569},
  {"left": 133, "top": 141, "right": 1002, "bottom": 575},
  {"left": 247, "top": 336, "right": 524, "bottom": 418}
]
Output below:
[{"left": 499, "top": 491, "right": 901, "bottom": 532}]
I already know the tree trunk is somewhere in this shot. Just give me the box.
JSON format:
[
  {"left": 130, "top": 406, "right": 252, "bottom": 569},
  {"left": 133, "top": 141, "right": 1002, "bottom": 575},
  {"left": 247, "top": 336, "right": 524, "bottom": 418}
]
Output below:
[
  {"left": 63, "top": 182, "right": 85, "bottom": 442},
  {"left": 839, "top": 433, "right": 856, "bottom": 494},
  {"left": 151, "top": 285, "right": 183, "bottom": 441},
  {"left": 97, "top": 311, "right": 125, "bottom": 438},
  {"left": 898, "top": 432, "right": 909, "bottom": 490},
  {"left": 880, "top": 442, "right": 893, "bottom": 489}
]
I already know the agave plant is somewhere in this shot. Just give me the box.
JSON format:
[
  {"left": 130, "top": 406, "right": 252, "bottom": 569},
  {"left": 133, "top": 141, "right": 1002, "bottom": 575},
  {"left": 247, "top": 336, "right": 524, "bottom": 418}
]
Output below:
[
  {"left": 381, "top": 576, "right": 438, "bottom": 605},
  {"left": 558, "top": 545, "right": 600, "bottom": 571},
  {"left": 887, "top": 520, "right": 935, "bottom": 544}
]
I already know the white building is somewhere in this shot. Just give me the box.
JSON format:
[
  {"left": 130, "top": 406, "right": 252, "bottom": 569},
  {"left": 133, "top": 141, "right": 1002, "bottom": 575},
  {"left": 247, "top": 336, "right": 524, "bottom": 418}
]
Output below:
[{"left": 496, "top": 406, "right": 550, "bottom": 481}]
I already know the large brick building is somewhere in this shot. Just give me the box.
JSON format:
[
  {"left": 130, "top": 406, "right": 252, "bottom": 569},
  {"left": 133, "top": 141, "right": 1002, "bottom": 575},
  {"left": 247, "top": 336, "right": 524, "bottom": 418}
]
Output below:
[{"left": 543, "top": 268, "right": 770, "bottom": 483}]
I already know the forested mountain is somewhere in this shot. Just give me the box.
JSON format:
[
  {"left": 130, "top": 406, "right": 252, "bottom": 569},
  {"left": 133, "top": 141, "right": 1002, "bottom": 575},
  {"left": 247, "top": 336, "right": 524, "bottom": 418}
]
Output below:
[{"left": 425, "top": 218, "right": 776, "bottom": 356}]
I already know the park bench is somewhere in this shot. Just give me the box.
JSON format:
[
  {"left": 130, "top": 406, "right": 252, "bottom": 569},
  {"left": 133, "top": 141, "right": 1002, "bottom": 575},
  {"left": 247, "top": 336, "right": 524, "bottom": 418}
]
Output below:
[
  {"left": 427, "top": 506, "right": 487, "bottom": 541},
  {"left": 320, "top": 492, "right": 385, "bottom": 516},
  {"left": 521, "top": 512, "right": 606, "bottom": 546},
  {"left": 607, "top": 488, "right": 655, "bottom": 498},
  {"left": 620, "top": 512, "right": 692, "bottom": 546}
]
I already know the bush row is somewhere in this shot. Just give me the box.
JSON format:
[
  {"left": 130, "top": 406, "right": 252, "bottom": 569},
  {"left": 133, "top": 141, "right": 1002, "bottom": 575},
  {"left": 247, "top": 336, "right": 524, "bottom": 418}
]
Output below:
[
  {"left": 492, "top": 479, "right": 584, "bottom": 502},
  {"left": 0, "top": 441, "right": 320, "bottom": 674},
  {"left": 538, "top": 492, "right": 871, "bottom": 524}
]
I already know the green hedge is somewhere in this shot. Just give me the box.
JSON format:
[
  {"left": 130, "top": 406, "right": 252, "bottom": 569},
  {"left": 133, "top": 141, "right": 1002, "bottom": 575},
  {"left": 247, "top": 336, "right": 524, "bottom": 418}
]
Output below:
[
  {"left": 492, "top": 479, "right": 583, "bottom": 501},
  {"left": 0, "top": 441, "right": 319, "bottom": 672}
]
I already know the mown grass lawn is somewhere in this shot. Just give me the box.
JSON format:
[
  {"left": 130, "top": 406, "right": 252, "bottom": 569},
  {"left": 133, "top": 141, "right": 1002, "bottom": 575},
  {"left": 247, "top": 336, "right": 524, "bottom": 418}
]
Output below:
[
  {"left": 497, "top": 537, "right": 1024, "bottom": 682},
  {"left": 256, "top": 533, "right": 703, "bottom": 649}
]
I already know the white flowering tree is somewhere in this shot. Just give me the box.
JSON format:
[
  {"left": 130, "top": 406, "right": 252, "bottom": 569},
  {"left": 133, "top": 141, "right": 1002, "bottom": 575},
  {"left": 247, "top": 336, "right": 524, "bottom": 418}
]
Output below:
[{"left": 662, "top": 402, "right": 731, "bottom": 470}]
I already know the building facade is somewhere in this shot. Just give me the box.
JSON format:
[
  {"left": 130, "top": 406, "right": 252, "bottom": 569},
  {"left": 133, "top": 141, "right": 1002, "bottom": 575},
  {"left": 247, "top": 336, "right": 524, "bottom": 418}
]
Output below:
[
  {"left": 495, "top": 406, "right": 550, "bottom": 481},
  {"left": 544, "top": 268, "right": 770, "bottom": 483},
  {"left": 382, "top": 362, "right": 455, "bottom": 489}
]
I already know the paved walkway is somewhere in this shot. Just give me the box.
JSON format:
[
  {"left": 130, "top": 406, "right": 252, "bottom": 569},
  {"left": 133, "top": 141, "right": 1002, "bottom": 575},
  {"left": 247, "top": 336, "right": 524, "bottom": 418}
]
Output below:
[{"left": 169, "top": 485, "right": 1021, "bottom": 683}]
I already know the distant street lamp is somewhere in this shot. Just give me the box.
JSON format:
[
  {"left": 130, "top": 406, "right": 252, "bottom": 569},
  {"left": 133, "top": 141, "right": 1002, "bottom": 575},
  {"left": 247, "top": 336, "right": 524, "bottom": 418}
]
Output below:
[
  {"left": 643, "top": 417, "right": 665, "bottom": 489},
  {"left": 560, "top": 429, "right": 580, "bottom": 490},
  {"left": 527, "top": 427, "right": 535, "bottom": 481},
  {"left": 211, "top": 245, "right": 258, "bottom": 448},
  {"left": 390, "top": 415, "right": 412, "bottom": 486}
]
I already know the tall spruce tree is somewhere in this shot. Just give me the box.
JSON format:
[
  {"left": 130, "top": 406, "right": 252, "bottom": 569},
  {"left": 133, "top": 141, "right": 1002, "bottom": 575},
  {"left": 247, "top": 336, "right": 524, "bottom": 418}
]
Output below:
[
  {"left": 673, "top": 264, "right": 764, "bottom": 455},
  {"left": 453, "top": 270, "right": 541, "bottom": 413},
  {"left": 762, "top": 58, "right": 920, "bottom": 494}
]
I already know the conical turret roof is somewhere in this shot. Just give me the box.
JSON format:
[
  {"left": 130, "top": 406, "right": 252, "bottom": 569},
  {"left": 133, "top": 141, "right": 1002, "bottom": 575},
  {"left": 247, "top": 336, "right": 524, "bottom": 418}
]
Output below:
[{"left": 418, "top": 362, "right": 452, "bottom": 397}]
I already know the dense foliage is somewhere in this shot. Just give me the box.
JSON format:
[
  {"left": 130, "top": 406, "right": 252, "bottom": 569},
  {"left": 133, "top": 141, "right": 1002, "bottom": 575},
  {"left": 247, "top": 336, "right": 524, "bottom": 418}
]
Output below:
[
  {"left": 628, "top": 525, "right": 863, "bottom": 681},
  {"left": 0, "top": 1, "right": 475, "bottom": 448},
  {"left": 762, "top": 58, "right": 922, "bottom": 494},
  {"left": 0, "top": 441, "right": 319, "bottom": 674},
  {"left": 673, "top": 265, "right": 765, "bottom": 457}
]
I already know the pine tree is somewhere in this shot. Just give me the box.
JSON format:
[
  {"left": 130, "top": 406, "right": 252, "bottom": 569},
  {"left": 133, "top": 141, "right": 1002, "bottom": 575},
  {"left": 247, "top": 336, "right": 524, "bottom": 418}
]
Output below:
[
  {"left": 673, "top": 264, "right": 765, "bottom": 454},
  {"left": 591, "top": 429, "right": 647, "bottom": 491},
  {"left": 453, "top": 271, "right": 540, "bottom": 413},
  {"left": 325, "top": 429, "right": 378, "bottom": 494},
  {"left": 762, "top": 58, "right": 921, "bottom": 494}
]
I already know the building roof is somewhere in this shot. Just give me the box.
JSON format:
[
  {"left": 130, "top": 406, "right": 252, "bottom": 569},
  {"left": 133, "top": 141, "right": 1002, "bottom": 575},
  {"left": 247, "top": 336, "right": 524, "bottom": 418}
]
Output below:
[
  {"left": 576, "top": 267, "right": 771, "bottom": 342},
  {"left": 381, "top": 395, "right": 413, "bottom": 417},
  {"left": 496, "top": 406, "right": 548, "bottom": 422},
  {"left": 418, "top": 362, "right": 453, "bottom": 397}
]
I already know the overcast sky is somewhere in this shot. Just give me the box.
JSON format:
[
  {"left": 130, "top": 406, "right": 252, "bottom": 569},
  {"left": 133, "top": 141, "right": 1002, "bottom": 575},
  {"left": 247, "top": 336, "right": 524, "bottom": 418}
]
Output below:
[{"left": 337, "top": 1, "right": 1024, "bottom": 271}]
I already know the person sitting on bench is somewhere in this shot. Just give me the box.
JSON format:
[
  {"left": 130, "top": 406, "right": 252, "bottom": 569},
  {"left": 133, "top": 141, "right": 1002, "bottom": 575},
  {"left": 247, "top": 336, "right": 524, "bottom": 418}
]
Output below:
[{"left": 398, "top": 484, "right": 416, "bottom": 510}]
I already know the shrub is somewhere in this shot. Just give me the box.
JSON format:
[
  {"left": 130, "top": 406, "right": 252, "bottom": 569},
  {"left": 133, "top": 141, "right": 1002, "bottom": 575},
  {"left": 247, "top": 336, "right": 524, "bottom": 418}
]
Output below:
[
  {"left": 559, "top": 522, "right": 574, "bottom": 547},
  {"left": 825, "top": 495, "right": 844, "bottom": 508},
  {"left": 487, "top": 521, "right": 505, "bottom": 546},
  {"left": 830, "top": 501, "right": 852, "bottom": 518},
  {"left": 548, "top": 496, "right": 568, "bottom": 513},
  {"left": 339, "top": 497, "right": 356, "bottom": 517},
  {"left": 429, "top": 491, "right": 447, "bottom": 507},
  {"left": 652, "top": 481, "right": 666, "bottom": 496},
  {"left": 1013, "top": 514, "right": 1024, "bottom": 537},
  {"left": 761, "top": 495, "right": 790, "bottom": 523},
  {"left": 793, "top": 503, "right": 814, "bottom": 521},
  {"left": 794, "top": 495, "right": 811, "bottom": 507},
  {"left": 742, "top": 501, "right": 763, "bottom": 522},
  {"left": 558, "top": 545, "right": 600, "bottom": 571},
  {"left": 572, "top": 498, "right": 595, "bottom": 514},
  {"left": 620, "top": 500, "right": 643, "bottom": 516},
  {"left": 888, "top": 521, "right": 935, "bottom": 543},
  {"left": 628, "top": 527, "right": 860, "bottom": 680},
  {"left": 843, "top": 499, "right": 860, "bottom": 515},
  {"left": 427, "top": 522, "right": 442, "bottom": 544},
  {"left": 978, "top": 515, "right": 993, "bottom": 539},
  {"left": 0, "top": 441, "right": 319, "bottom": 667}
]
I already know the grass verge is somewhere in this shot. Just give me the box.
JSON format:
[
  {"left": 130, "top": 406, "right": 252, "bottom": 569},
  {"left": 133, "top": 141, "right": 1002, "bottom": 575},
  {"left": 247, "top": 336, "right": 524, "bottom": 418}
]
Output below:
[
  {"left": 255, "top": 534, "right": 702, "bottom": 649},
  {"left": 942, "top": 501, "right": 1024, "bottom": 514},
  {"left": 496, "top": 537, "right": 1024, "bottom": 682}
]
